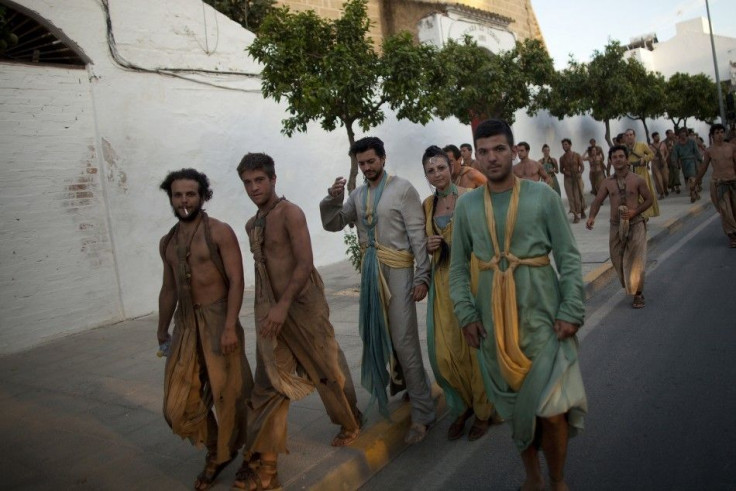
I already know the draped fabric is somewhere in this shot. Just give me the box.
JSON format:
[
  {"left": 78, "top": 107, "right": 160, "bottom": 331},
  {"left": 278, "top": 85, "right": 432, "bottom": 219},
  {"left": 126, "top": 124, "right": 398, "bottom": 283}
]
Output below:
[
  {"left": 449, "top": 180, "right": 587, "bottom": 451},
  {"left": 162, "top": 213, "right": 253, "bottom": 464},
  {"left": 710, "top": 178, "right": 736, "bottom": 237},
  {"left": 358, "top": 172, "right": 401, "bottom": 419},
  {"left": 247, "top": 200, "right": 361, "bottom": 455},
  {"left": 423, "top": 188, "right": 493, "bottom": 420}
]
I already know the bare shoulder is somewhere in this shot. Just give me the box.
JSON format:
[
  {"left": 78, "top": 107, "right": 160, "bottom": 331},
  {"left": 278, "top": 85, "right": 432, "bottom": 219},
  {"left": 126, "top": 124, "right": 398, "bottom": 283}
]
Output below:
[
  {"left": 207, "top": 216, "right": 238, "bottom": 242},
  {"left": 245, "top": 215, "right": 256, "bottom": 234}
]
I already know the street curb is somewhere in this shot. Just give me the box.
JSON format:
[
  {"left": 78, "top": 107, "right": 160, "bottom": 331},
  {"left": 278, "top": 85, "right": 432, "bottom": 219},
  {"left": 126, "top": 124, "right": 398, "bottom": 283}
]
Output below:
[
  {"left": 583, "top": 200, "right": 711, "bottom": 299},
  {"left": 300, "top": 387, "right": 447, "bottom": 490},
  {"left": 303, "top": 200, "right": 712, "bottom": 490}
]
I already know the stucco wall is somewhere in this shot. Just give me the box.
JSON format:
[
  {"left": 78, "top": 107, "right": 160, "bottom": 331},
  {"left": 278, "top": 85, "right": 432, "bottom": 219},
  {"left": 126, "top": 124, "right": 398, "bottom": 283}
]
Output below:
[{"left": 0, "top": 0, "right": 715, "bottom": 354}]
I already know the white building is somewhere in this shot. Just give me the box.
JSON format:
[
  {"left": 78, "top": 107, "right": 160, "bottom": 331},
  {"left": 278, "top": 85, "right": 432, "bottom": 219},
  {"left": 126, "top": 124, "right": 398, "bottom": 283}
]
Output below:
[{"left": 626, "top": 17, "right": 736, "bottom": 88}]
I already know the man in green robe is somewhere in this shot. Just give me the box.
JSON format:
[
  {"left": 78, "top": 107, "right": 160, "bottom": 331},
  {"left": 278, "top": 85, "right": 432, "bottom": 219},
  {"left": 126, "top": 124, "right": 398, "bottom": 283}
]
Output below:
[{"left": 449, "top": 119, "right": 587, "bottom": 491}]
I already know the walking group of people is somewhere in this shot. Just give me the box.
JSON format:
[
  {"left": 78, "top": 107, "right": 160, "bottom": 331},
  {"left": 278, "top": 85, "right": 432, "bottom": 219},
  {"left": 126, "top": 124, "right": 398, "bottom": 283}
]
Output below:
[{"left": 155, "top": 117, "right": 734, "bottom": 491}]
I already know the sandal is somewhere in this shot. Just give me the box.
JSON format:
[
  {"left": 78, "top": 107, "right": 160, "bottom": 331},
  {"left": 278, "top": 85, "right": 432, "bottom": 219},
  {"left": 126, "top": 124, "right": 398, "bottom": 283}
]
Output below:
[
  {"left": 232, "top": 459, "right": 281, "bottom": 491},
  {"left": 194, "top": 451, "right": 237, "bottom": 490},
  {"left": 447, "top": 409, "right": 472, "bottom": 441},
  {"left": 331, "top": 426, "right": 361, "bottom": 447},
  {"left": 729, "top": 237, "right": 736, "bottom": 248},
  {"left": 632, "top": 294, "right": 645, "bottom": 309}
]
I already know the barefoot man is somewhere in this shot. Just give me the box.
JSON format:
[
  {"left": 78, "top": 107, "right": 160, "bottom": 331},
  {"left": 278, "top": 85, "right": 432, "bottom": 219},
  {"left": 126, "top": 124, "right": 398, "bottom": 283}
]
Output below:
[
  {"left": 158, "top": 169, "right": 253, "bottom": 491},
  {"left": 560, "top": 138, "right": 587, "bottom": 223},
  {"left": 586, "top": 145, "right": 653, "bottom": 309},
  {"left": 451, "top": 119, "right": 587, "bottom": 491},
  {"left": 696, "top": 124, "right": 736, "bottom": 248},
  {"left": 233, "top": 153, "right": 363, "bottom": 490},
  {"left": 513, "top": 141, "right": 549, "bottom": 182}
]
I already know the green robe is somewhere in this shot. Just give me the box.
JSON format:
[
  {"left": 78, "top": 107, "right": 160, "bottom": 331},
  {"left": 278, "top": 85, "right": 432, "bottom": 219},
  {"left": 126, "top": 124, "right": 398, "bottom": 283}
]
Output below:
[{"left": 449, "top": 180, "right": 587, "bottom": 451}]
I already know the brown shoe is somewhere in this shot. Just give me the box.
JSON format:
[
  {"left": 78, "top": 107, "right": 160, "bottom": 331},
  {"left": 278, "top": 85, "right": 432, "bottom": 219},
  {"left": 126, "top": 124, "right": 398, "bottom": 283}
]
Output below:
[{"left": 467, "top": 417, "right": 491, "bottom": 441}]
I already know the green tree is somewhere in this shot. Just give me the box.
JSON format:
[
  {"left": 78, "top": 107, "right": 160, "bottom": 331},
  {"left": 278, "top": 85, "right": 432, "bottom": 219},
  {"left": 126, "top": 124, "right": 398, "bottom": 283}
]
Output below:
[
  {"left": 625, "top": 61, "right": 667, "bottom": 143},
  {"left": 664, "top": 72, "right": 719, "bottom": 130},
  {"left": 247, "top": 0, "right": 437, "bottom": 190},
  {"left": 203, "top": 0, "right": 275, "bottom": 32},
  {"left": 431, "top": 37, "right": 555, "bottom": 127}
]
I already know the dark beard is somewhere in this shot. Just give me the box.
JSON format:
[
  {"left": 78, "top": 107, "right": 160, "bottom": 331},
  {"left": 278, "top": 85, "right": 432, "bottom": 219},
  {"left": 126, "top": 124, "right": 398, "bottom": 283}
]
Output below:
[{"left": 172, "top": 205, "right": 201, "bottom": 222}]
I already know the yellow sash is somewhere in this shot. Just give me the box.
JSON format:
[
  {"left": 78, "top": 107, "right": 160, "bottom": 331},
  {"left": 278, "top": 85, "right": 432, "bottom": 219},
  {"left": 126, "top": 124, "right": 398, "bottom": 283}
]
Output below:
[{"left": 474, "top": 178, "right": 550, "bottom": 392}]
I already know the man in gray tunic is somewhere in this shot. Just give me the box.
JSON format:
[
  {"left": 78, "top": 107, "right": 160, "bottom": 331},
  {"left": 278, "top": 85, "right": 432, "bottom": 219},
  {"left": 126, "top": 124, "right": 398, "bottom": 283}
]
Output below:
[{"left": 321, "top": 136, "right": 436, "bottom": 444}]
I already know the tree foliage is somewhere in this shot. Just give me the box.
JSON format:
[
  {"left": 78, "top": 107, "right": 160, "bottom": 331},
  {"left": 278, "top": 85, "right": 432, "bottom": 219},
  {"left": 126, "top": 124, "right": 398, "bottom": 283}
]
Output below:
[
  {"left": 432, "top": 37, "right": 555, "bottom": 125},
  {"left": 664, "top": 72, "right": 719, "bottom": 129},
  {"left": 203, "top": 0, "right": 275, "bottom": 32},
  {"left": 247, "top": 0, "right": 437, "bottom": 190},
  {"left": 625, "top": 60, "right": 667, "bottom": 143}
]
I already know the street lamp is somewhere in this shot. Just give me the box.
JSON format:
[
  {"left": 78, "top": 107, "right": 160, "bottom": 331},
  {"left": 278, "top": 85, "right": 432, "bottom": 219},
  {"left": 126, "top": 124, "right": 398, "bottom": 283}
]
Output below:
[{"left": 705, "top": 0, "right": 727, "bottom": 124}]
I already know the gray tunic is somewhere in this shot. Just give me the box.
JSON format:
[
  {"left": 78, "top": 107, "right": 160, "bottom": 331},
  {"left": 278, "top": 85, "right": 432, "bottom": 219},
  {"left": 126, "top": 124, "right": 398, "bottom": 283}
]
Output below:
[{"left": 320, "top": 175, "right": 435, "bottom": 425}]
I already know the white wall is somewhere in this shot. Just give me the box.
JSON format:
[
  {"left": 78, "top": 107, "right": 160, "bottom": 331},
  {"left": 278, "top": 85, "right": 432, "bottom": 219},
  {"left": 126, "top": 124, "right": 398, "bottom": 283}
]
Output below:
[{"left": 0, "top": 1, "right": 716, "bottom": 353}]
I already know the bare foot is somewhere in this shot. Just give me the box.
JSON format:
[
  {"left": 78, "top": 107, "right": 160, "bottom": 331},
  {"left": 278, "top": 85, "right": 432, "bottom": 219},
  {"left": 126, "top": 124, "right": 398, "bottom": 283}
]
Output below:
[
  {"left": 520, "top": 476, "right": 545, "bottom": 491},
  {"left": 550, "top": 479, "right": 570, "bottom": 491}
]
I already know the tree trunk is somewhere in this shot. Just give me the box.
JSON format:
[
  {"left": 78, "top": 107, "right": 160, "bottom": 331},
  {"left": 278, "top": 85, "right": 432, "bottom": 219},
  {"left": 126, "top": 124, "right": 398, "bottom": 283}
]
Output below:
[
  {"left": 345, "top": 122, "right": 359, "bottom": 192},
  {"left": 604, "top": 119, "right": 612, "bottom": 147}
]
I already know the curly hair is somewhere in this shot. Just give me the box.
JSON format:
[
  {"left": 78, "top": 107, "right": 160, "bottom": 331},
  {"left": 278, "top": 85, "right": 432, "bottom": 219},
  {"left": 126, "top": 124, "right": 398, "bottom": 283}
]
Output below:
[{"left": 160, "top": 168, "right": 213, "bottom": 201}]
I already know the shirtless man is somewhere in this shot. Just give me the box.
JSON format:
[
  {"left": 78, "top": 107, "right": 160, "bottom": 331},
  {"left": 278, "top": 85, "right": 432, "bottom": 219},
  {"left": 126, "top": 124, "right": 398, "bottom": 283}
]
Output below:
[
  {"left": 696, "top": 124, "right": 736, "bottom": 248},
  {"left": 649, "top": 131, "right": 669, "bottom": 199},
  {"left": 560, "top": 138, "right": 587, "bottom": 223},
  {"left": 513, "top": 141, "right": 549, "bottom": 182},
  {"left": 445, "top": 144, "right": 486, "bottom": 189},
  {"left": 586, "top": 145, "right": 653, "bottom": 309},
  {"left": 158, "top": 169, "right": 253, "bottom": 491},
  {"left": 582, "top": 138, "right": 606, "bottom": 195},
  {"left": 460, "top": 143, "right": 480, "bottom": 171},
  {"left": 665, "top": 129, "right": 682, "bottom": 194},
  {"left": 233, "top": 153, "right": 363, "bottom": 490}
]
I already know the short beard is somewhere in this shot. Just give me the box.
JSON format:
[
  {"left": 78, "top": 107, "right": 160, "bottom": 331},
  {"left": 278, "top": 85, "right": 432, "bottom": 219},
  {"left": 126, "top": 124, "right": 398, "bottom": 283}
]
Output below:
[{"left": 172, "top": 204, "right": 201, "bottom": 222}]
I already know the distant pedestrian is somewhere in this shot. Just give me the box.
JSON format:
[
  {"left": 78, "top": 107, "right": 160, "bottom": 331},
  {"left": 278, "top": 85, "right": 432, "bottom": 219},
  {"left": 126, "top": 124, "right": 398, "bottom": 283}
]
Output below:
[
  {"left": 624, "top": 128, "right": 659, "bottom": 218},
  {"left": 696, "top": 124, "right": 736, "bottom": 248},
  {"left": 450, "top": 119, "right": 587, "bottom": 491},
  {"left": 539, "top": 143, "right": 561, "bottom": 195},
  {"left": 672, "top": 127, "right": 703, "bottom": 202},
  {"left": 649, "top": 131, "right": 670, "bottom": 199},
  {"left": 582, "top": 138, "right": 606, "bottom": 195},
  {"left": 665, "top": 129, "right": 682, "bottom": 194},
  {"left": 513, "top": 141, "right": 549, "bottom": 182},
  {"left": 560, "top": 138, "right": 587, "bottom": 223},
  {"left": 460, "top": 142, "right": 480, "bottom": 170},
  {"left": 586, "top": 145, "right": 653, "bottom": 309},
  {"left": 445, "top": 144, "right": 487, "bottom": 189}
]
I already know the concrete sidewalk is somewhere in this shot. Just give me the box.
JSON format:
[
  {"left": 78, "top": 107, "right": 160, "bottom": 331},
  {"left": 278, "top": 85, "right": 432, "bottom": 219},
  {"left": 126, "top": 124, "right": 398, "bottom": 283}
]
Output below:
[{"left": 0, "top": 189, "right": 714, "bottom": 490}]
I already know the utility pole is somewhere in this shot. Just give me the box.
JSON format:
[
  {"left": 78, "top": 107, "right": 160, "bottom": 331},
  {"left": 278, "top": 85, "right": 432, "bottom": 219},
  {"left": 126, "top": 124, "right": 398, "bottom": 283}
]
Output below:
[{"left": 705, "top": 0, "right": 727, "bottom": 124}]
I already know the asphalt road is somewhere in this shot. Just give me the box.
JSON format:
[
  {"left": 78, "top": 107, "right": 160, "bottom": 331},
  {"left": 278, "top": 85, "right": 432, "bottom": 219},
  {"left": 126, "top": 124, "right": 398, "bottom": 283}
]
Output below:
[{"left": 361, "top": 210, "right": 736, "bottom": 491}]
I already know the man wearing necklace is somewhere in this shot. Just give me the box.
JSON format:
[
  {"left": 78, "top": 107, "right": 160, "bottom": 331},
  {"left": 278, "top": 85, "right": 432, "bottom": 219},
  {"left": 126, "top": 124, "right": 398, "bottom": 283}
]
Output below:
[
  {"left": 157, "top": 168, "right": 253, "bottom": 491},
  {"left": 421, "top": 146, "right": 501, "bottom": 442},
  {"left": 233, "top": 153, "right": 362, "bottom": 491},
  {"left": 321, "top": 137, "right": 436, "bottom": 444},
  {"left": 450, "top": 120, "right": 587, "bottom": 491},
  {"left": 586, "top": 145, "right": 653, "bottom": 309}
]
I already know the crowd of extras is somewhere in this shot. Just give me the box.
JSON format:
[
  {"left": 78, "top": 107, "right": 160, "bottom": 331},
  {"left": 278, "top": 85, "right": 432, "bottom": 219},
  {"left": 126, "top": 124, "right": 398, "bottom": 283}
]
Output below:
[{"left": 154, "top": 119, "right": 736, "bottom": 491}]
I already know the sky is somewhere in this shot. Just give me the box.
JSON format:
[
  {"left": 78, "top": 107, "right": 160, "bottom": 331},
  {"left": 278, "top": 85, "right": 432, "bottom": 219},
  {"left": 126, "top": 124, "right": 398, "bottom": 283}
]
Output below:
[{"left": 531, "top": 0, "right": 736, "bottom": 69}]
